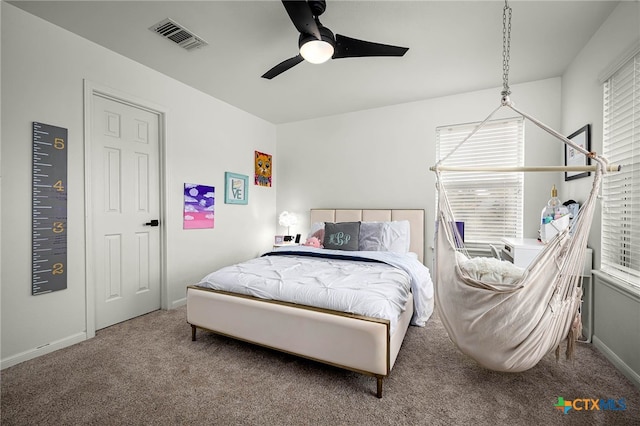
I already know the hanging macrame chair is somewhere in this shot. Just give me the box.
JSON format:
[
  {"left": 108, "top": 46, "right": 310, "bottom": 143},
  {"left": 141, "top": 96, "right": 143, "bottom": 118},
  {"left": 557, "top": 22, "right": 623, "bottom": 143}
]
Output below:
[{"left": 431, "top": 1, "right": 620, "bottom": 372}]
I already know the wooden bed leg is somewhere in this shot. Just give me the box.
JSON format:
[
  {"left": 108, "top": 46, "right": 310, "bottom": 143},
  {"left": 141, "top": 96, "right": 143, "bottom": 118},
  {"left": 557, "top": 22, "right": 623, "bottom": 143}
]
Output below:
[
  {"left": 191, "top": 324, "right": 197, "bottom": 341},
  {"left": 376, "top": 377, "right": 383, "bottom": 399}
]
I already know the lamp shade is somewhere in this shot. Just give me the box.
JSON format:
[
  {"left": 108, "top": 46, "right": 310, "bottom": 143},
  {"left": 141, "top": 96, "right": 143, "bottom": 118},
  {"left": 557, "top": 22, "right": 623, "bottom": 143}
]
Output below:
[{"left": 278, "top": 211, "right": 298, "bottom": 228}]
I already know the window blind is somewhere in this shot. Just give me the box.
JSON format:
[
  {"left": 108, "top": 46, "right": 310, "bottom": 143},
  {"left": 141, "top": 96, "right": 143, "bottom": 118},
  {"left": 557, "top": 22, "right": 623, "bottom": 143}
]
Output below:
[
  {"left": 436, "top": 118, "right": 524, "bottom": 248},
  {"left": 601, "top": 52, "right": 640, "bottom": 287}
]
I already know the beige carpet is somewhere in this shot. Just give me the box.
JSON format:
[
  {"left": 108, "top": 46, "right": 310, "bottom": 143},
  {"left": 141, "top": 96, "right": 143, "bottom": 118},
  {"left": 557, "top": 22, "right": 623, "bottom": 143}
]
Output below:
[{"left": 2, "top": 305, "right": 639, "bottom": 425}]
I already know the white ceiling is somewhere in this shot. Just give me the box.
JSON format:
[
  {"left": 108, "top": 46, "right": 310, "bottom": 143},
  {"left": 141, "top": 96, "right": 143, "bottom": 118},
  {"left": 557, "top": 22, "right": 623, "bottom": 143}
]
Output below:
[{"left": 9, "top": 0, "right": 619, "bottom": 124}]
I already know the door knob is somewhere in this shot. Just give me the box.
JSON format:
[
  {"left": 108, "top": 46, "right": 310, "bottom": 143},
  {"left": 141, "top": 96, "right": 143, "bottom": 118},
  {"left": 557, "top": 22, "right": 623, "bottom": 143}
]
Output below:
[{"left": 144, "top": 219, "right": 159, "bottom": 227}]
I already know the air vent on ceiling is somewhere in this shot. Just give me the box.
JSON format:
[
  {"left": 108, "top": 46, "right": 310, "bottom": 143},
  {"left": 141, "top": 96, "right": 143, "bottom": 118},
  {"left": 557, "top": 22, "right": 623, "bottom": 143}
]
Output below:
[{"left": 149, "top": 18, "right": 208, "bottom": 51}]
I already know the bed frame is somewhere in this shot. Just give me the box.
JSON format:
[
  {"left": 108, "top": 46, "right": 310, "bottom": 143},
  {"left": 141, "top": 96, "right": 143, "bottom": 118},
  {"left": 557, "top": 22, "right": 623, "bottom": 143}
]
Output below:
[{"left": 187, "top": 209, "right": 425, "bottom": 398}]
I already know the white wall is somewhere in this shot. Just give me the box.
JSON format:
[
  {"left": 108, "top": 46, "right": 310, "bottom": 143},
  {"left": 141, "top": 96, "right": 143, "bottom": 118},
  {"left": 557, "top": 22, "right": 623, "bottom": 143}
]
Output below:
[
  {"left": 1, "top": 4, "right": 276, "bottom": 367},
  {"left": 561, "top": 0, "right": 640, "bottom": 269},
  {"left": 276, "top": 78, "right": 564, "bottom": 271},
  {"left": 561, "top": 1, "right": 640, "bottom": 388}
]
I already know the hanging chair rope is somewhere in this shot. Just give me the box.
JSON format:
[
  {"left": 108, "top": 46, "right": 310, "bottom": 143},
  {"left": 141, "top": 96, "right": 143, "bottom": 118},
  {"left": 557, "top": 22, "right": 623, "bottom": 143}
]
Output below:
[
  {"left": 432, "top": 98, "right": 621, "bottom": 173},
  {"left": 434, "top": 0, "right": 619, "bottom": 175},
  {"left": 434, "top": 104, "right": 503, "bottom": 167}
]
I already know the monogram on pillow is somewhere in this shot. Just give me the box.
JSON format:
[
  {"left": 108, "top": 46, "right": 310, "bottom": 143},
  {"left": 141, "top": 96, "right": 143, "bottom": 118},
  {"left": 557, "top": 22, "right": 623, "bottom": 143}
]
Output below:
[
  {"left": 328, "top": 231, "right": 351, "bottom": 246},
  {"left": 323, "top": 222, "right": 360, "bottom": 251}
]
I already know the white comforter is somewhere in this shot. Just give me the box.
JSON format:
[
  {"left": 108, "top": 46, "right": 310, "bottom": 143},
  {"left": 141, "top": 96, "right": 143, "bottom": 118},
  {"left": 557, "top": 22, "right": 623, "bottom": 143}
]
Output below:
[{"left": 196, "top": 246, "right": 434, "bottom": 333}]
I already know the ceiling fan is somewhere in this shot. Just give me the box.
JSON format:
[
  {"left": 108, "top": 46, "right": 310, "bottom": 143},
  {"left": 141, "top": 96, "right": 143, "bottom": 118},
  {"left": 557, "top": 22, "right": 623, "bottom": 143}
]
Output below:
[{"left": 261, "top": 0, "right": 409, "bottom": 79}]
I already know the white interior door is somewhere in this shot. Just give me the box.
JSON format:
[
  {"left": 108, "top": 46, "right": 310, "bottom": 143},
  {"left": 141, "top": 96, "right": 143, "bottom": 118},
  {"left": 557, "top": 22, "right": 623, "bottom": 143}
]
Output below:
[{"left": 91, "top": 94, "right": 161, "bottom": 330}]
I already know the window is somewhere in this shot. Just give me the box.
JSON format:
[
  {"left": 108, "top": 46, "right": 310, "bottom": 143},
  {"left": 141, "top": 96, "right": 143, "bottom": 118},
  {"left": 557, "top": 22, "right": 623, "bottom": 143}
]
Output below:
[
  {"left": 436, "top": 118, "right": 524, "bottom": 249},
  {"left": 601, "top": 51, "right": 640, "bottom": 288}
]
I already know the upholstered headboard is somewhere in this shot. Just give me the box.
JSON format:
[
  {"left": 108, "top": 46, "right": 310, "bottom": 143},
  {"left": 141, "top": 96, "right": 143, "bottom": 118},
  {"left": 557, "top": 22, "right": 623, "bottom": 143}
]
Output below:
[{"left": 309, "top": 209, "right": 425, "bottom": 264}]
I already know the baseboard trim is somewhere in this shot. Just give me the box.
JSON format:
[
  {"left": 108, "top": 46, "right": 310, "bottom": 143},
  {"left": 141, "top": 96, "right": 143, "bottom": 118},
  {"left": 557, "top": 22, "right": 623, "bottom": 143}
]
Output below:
[
  {"left": 1, "top": 332, "right": 87, "bottom": 370},
  {"left": 171, "top": 297, "right": 186, "bottom": 309},
  {"left": 592, "top": 335, "right": 640, "bottom": 389}
]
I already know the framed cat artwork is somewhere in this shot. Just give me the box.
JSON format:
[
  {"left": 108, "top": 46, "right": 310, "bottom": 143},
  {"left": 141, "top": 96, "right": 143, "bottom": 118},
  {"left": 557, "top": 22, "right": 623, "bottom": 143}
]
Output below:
[{"left": 254, "top": 151, "right": 272, "bottom": 187}]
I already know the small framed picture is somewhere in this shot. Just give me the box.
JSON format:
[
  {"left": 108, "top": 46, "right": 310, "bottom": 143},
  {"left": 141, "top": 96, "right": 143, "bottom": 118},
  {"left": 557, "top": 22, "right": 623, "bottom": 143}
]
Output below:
[
  {"left": 565, "top": 124, "right": 591, "bottom": 181},
  {"left": 274, "top": 235, "right": 284, "bottom": 244},
  {"left": 183, "top": 183, "right": 215, "bottom": 229},
  {"left": 224, "top": 172, "right": 248, "bottom": 204}
]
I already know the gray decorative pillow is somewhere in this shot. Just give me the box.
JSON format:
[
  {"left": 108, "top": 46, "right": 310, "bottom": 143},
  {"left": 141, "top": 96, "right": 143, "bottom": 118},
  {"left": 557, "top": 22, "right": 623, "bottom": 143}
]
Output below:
[
  {"left": 357, "top": 220, "right": 411, "bottom": 253},
  {"left": 359, "top": 222, "right": 386, "bottom": 251},
  {"left": 323, "top": 222, "right": 361, "bottom": 251}
]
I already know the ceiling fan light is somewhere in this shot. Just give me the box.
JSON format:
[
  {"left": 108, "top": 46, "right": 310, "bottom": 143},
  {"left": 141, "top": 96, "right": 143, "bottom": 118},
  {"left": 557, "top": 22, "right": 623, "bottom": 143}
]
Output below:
[{"left": 300, "top": 40, "right": 334, "bottom": 64}]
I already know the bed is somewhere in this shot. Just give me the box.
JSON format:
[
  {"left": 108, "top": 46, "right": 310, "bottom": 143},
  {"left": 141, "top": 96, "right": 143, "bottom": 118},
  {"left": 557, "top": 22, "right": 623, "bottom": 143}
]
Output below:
[{"left": 186, "top": 209, "right": 433, "bottom": 397}]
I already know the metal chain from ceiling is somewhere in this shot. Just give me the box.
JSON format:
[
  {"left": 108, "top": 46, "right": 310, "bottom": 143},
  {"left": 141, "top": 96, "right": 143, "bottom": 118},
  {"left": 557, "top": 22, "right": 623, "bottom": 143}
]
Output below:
[{"left": 501, "top": 0, "right": 513, "bottom": 100}]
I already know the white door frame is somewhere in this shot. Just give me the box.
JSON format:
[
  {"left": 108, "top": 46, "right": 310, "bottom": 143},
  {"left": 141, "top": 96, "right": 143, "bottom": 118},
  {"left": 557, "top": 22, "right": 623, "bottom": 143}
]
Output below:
[{"left": 83, "top": 79, "right": 168, "bottom": 338}]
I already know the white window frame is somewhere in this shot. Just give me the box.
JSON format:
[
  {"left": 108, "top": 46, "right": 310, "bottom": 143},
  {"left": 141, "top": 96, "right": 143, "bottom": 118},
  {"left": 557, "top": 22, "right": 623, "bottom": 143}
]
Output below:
[
  {"left": 601, "top": 50, "right": 640, "bottom": 288},
  {"left": 436, "top": 117, "right": 524, "bottom": 250}
]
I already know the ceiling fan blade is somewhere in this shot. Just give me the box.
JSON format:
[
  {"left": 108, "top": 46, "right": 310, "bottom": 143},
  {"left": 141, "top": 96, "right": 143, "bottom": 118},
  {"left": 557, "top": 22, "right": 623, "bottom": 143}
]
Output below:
[
  {"left": 333, "top": 34, "right": 409, "bottom": 59},
  {"left": 261, "top": 55, "right": 305, "bottom": 79},
  {"left": 281, "top": 0, "right": 321, "bottom": 40}
]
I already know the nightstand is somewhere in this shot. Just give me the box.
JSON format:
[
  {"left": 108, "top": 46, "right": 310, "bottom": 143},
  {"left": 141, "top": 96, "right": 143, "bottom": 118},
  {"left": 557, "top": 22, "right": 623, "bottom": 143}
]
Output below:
[{"left": 273, "top": 243, "right": 299, "bottom": 249}]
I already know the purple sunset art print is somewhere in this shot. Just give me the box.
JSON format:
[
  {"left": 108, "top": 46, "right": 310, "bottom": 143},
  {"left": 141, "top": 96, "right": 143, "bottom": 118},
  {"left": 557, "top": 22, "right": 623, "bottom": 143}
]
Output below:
[{"left": 183, "top": 183, "right": 215, "bottom": 229}]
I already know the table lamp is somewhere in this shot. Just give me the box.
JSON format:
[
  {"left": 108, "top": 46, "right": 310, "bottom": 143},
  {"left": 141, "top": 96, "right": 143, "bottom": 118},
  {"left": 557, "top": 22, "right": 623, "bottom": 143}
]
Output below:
[{"left": 278, "top": 211, "right": 298, "bottom": 242}]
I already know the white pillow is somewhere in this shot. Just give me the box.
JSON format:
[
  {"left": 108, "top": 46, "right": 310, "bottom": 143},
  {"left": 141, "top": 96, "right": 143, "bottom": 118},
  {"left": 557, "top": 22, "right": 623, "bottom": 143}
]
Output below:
[
  {"left": 459, "top": 256, "right": 524, "bottom": 285},
  {"left": 307, "top": 222, "right": 325, "bottom": 239},
  {"left": 384, "top": 220, "right": 411, "bottom": 254},
  {"left": 359, "top": 220, "right": 410, "bottom": 254}
]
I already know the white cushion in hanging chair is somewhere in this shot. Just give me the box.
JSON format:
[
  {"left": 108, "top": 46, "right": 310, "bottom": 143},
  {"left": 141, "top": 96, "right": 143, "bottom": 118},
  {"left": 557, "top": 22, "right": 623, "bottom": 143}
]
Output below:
[{"left": 457, "top": 253, "right": 525, "bottom": 286}]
